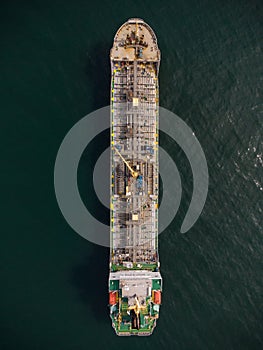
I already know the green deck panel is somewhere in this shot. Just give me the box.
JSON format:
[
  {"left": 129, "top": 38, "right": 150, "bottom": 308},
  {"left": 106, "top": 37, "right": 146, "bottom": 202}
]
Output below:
[
  {"left": 140, "top": 313, "right": 145, "bottom": 327},
  {"left": 114, "top": 319, "right": 156, "bottom": 335},
  {"left": 152, "top": 279, "right": 162, "bottom": 290},
  {"left": 111, "top": 263, "right": 157, "bottom": 272},
  {"left": 109, "top": 279, "right": 119, "bottom": 291},
  {"left": 121, "top": 301, "right": 128, "bottom": 313}
]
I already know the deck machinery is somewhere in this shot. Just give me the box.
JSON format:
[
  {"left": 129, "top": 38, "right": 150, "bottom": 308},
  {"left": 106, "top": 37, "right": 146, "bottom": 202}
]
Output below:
[{"left": 109, "top": 18, "right": 162, "bottom": 336}]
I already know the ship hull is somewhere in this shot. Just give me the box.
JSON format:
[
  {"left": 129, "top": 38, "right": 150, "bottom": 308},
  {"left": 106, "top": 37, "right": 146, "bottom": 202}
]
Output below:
[{"left": 108, "top": 18, "right": 162, "bottom": 336}]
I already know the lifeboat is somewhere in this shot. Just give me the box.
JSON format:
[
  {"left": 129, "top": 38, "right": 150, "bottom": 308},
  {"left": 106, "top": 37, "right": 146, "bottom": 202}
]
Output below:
[
  {"left": 153, "top": 290, "right": 161, "bottom": 305},
  {"left": 109, "top": 291, "right": 117, "bottom": 305}
]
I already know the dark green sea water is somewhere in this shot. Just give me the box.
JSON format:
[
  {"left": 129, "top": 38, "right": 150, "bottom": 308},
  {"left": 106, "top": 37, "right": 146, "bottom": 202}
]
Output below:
[{"left": 1, "top": 0, "right": 262, "bottom": 349}]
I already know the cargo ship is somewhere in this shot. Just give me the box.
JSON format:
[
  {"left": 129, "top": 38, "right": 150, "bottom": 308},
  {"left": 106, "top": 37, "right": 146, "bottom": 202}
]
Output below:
[{"left": 109, "top": 18, "right": 162, "bottom": 336}]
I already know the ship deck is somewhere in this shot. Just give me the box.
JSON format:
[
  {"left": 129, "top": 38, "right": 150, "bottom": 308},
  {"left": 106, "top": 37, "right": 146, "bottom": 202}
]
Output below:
[
  {"left": 111, "top": 18, "right": 160, "bottom": 62},
  {"left": 110, "top": 60, "right": 159, "bottom": 267},
  {"left": 109, "top": 18, "right": 161, "bottom": 336}
]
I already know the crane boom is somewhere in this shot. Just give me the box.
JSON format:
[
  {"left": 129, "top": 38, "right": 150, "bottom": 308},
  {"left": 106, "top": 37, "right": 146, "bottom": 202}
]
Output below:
[{"left": 113, "top": 147, "right": 138, "bottom": 178}]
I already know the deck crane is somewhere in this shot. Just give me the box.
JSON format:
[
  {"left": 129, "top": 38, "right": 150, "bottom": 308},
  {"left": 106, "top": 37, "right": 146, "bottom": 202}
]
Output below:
[
  {"left": 127, "top": 296, "right": 147, "bottom": 329},
  {"left": 113, "top": 146, "right": 139, "bottom": 179}
]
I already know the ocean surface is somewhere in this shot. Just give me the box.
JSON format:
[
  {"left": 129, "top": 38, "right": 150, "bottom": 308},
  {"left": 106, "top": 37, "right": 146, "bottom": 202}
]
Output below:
[{"left": 1, "top": 0, "right": 262, "bottom": 349}]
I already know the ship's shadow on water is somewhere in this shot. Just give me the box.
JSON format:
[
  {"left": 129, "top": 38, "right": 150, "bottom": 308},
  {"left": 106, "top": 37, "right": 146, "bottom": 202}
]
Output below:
[
  {"left": 71, "top": 43, "right": 111, "bottom": 323},
  {"left": 85, "top": 42, "right": 111, "bottom": 110},
  {"left": 71, "top": 247, "right": 109, "bottom": 322},
  {"left": 77, "top": 42, "right": 111, "bottom": 224}
]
